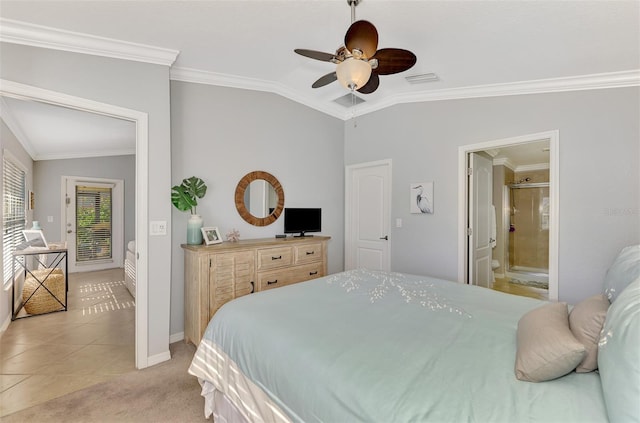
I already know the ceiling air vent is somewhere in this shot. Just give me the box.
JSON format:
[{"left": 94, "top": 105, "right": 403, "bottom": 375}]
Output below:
[
  {"left": 405, "top": 73, "right": 439, "bottom": 84},
  {"left": 333, "top": 93, "right": 366, "bottom": 108}
]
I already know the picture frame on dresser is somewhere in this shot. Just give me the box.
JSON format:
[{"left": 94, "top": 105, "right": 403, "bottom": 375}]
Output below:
[{"left": 201, "top": 226, "right": 223, "bottom": 245}]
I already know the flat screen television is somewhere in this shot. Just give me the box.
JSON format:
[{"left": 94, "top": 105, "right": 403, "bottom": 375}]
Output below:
[{"left": 284, "top": 208, "right": 321, "bottom": 237}]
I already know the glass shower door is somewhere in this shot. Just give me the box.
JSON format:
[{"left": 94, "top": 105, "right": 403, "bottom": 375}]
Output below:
[{"left": 508, "top": 183, "right": 549, "bottom": 274}]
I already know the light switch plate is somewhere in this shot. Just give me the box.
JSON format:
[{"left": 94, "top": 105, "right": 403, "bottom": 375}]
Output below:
[{"left": 150, "top": 220, "right": 167, "bottom": 236}]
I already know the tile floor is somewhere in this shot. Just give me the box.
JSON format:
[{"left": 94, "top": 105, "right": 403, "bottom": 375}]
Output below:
[
  {"left": 492, "top": 276, "right": 549, "bottom": 300},
  {"left": 0, "top": 268, "right": 135, "bottom": 417}
]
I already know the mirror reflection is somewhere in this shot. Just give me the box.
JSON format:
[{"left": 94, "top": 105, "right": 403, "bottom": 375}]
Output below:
[
  {"left": 244, "top": 180, "right": 278, "bottom": 218},
  {"left": 234, "top": 171, "right": 284, "bottom": 227}
]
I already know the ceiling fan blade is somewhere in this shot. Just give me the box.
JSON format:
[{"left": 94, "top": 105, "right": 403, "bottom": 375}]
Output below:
[
  {"left": 312, "top": 72, "right": 338, "bottom": 88},
  {"left": 345, "top": 20, "right": 378, "bottom": 59},
  {"left": 373, "top": 48, "right": 417, "bottom": 75},
  {"left": 294, "top": 49, "right": 336, "bottom": 62},
  {"left": 357, "top": 72, "right": 380, "bottom": 94}
]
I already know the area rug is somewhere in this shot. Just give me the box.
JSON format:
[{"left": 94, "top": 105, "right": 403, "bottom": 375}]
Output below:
[
  {"left": 2, "top": 342, "right": 208, "bottom": 423},
  {"left": 509, "top": 278, "right": 549, "bottom": 290}
]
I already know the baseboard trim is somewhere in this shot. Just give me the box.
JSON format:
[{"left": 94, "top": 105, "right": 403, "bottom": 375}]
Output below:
[
  {"left": 169, "top": 332, "right": 184, "bottom": 344},
  {"left": 147, "top": 350, "right": 172, "bottom": 367},
  {"left": 0, "top": 313, "right": 11, "bottom": 332}
]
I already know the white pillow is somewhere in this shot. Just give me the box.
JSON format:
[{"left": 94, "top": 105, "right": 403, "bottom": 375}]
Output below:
[{"left": 598, "top": 277, "right": 640, "bottom": 422}]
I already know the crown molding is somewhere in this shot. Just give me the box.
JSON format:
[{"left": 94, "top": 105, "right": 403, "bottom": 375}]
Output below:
[
  {"left": 35, "top": 148, "right": 136, "bottom": 161},
  {"left": 172, "top": 68, "right": 640, "bottom": 121},
  {"left": 356, "top": 70, "right": 640, "bottom": 117},
  {"left": 170, "top": 67, "right": 348, "bottom": 120},
  {"left": 2, "top": 17, "right": 636, "bottom": 120},
  {"left": 492, "top": 157, "right": 515, "bottom": 171},
  {"left": 0, "top": 18, "right": 179, "bottom": 66},
  {"left": 0, "top": 96, "right": 37, "bottom": 160},
  {"left": 514, "top": 163, "right": 550, "bottom": 172}
]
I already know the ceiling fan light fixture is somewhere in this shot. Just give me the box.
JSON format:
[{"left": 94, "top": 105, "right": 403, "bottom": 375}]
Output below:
[{"left": 336, "top": 58, "right": 372, "bottom": 90}]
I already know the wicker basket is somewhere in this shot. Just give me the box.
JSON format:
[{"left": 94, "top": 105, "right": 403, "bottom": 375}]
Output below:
[{"left": 22, "top": 268, "right": 66, "bottom": 315}]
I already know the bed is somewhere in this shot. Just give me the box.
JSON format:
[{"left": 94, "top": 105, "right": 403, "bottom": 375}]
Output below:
[
  {"left": 124, "top": 240, "right": 136, "bottom": 299},
  {"left": 189, "top": 245, "right": 640, "bottom": 422}
]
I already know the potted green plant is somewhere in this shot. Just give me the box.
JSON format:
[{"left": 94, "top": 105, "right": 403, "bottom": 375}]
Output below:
[{"left": 171, "top": 176, "right": 207, "bottom": 244}]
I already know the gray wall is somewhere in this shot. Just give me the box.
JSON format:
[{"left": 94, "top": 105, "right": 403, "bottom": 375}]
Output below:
[
  {"left": 33, "top": 155, "right": 136, "bottom": 253},
  {"left": 345, "top": 87, "right": 640, "bottom": 305},
  {"left": 1, "top": 42, "right": 172, "bottom": 359},
  {"left": 170, "top": 81, "right": 344, "bottom": 336},
  {"left": 0, "top": 119, "right": 34, "bottom": 329}
]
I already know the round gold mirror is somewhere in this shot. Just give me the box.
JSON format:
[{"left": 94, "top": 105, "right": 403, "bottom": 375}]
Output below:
[{"left": 235, "top": 171, "right": 284, "bottom": 226}]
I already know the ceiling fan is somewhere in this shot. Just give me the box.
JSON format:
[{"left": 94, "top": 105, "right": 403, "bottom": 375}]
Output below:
[{"left": 294, "top": 0, "right": 417, "bottom": 94}]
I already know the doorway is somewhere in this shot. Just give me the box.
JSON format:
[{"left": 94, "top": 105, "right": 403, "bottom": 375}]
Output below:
[
  {"left": 62, "top": 176, "right": 124, "bottom": 273},
  {"left": 345, "top": 159, "right": 392, "bottom": 271},
  {"left": 458, "top": 131, "right": 559, "bottom": 301},
  {"left": 1, "top": 79, "right": 150, "bottom": 368}
]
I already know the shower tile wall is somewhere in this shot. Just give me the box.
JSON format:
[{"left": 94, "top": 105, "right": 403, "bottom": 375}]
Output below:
[{"left": 509, "top": 169, "right": 550, "bottom": 272}]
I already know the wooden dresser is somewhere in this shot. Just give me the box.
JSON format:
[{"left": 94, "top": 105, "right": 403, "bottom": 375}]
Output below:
[{"left": 181, "top": 236, "right": 330, "bottom": 345}]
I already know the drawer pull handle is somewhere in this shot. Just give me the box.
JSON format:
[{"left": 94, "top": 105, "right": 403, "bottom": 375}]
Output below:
[
  {"left": 267, "top": 279, "right": 278, "bottom": 285},
  {"left": 250, "top": 281, "right": 255, "bottom": 294},
  {"left": 306, "top": 251, "right": 314, "bottom": 255},
  {"left": 272, "top": 256, "right": 282, "bottom": 260},
  {"left": 309, "top": 271, "right": 318, "bottom": 275}
]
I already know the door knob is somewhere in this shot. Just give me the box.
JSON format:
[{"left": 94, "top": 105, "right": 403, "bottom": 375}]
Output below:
[
  {"left": 67, "top": 230, "right": 72, "bottom": 233},
  {"left": 379, "top": 235, "right": 388, "bottom": 240}
]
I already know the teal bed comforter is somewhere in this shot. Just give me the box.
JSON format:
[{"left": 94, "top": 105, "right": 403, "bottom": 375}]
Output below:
[{"left": 190, "top": 269, "right": 607, "bottom": 422}]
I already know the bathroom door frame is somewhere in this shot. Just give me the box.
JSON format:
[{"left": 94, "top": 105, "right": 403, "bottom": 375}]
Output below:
[{"left": 457, "top": 130, "right": 559, "bottom": 301}]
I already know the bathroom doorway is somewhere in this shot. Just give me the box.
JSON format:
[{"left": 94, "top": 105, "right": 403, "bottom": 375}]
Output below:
[{"left": 458, "top": 131, "right": 559, "bottom": 301}]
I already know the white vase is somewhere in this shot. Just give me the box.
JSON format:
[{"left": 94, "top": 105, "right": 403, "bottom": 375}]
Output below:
[{"left": 186, "top": 214, "right": 203, "bottom": 245}]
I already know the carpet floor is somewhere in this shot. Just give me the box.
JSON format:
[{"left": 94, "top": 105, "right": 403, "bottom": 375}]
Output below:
[{"left": 3, "top": 341, "right": 208, "bottom": 422}]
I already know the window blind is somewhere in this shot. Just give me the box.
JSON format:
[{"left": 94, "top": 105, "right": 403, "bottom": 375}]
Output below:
[
  {"left": 76, "top": 185, "right": 113, "bottom": 262},
  {"left": 3, "top": 155, "right": 26, "bottom": 284}
]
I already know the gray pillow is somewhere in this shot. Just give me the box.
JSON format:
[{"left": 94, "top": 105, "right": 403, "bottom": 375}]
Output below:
[
  {"left": 598, "top": 277, "right": 640, "bottom": 423},
  {"left": 603, "top": 244, "right": 640, "bottom": 303},
  {"left": 515, "top": 302, "right": 586, "bottom": 382},
  {"left": 569, "top": 294, "right": 609, "bottom": 372}
]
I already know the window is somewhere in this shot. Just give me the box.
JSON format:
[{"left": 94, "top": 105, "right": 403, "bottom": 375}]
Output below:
[
  {"left": 3, "top": 153, "right": 27, "bottom": 285},
  {"left": 76, "top": 185, "right": 112, "bottom": 262}
]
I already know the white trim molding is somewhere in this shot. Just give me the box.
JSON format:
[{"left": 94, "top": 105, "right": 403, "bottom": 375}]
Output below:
[
  {"left": 354, "top": 70, "right": 640, "bottom": 119},
  {"left": 170, "top": 67, "right": 348, "bottom": 120},
  {"left": 0, "top": 79, "right": 152, "bottom": 369},
  {"left": 0, "top": 96, "right": 38, "bottom": 160},
  {"left": 173, "top": 68, "right": 640, "bottom": 121},
  {"left": 0, "top": 18, "right": 179, "bottom": 67},
  {"left": 1, "top": 17, "right": 637, "bottom": 120}
]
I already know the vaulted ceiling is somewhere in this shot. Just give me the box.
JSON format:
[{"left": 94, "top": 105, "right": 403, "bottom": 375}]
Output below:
[{"left": 1, "top": 0, "right": 638, "bottom": 160}]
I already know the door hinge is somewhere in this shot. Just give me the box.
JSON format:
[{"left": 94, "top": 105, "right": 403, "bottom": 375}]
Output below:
[
  {"left": 209, "top": 258, "right": 212, "bottom": 267},
  {"left": 467, "top": 227, "right": 472, "bottom": 236},
  {"left": 467, "top": 167, "right": 473, "bottom": 176},
  {"left": 65, "top": 196, "right": 71, "bottom": 205}
]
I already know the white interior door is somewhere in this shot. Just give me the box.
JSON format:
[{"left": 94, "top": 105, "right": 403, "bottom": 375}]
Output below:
[
  {"left": 63, "top": 176, "right": 124, "bottom": 273},
  {"left": 345, "top": 160, "right": 391, "bottom": 271},
  {"left": 469, "top": 152, "right": 493, "bottom": 287}
]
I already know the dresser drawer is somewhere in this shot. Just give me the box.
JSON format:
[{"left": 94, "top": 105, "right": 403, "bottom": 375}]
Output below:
[
  {"left": 257, "top": 262, "right": 324, "bottom": 291},
  {"left": 294, "top": 242, "right": 323, "bottom": 264},
  {"left": 257, "top": 246, "right": 293, "bottom": 270}
]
